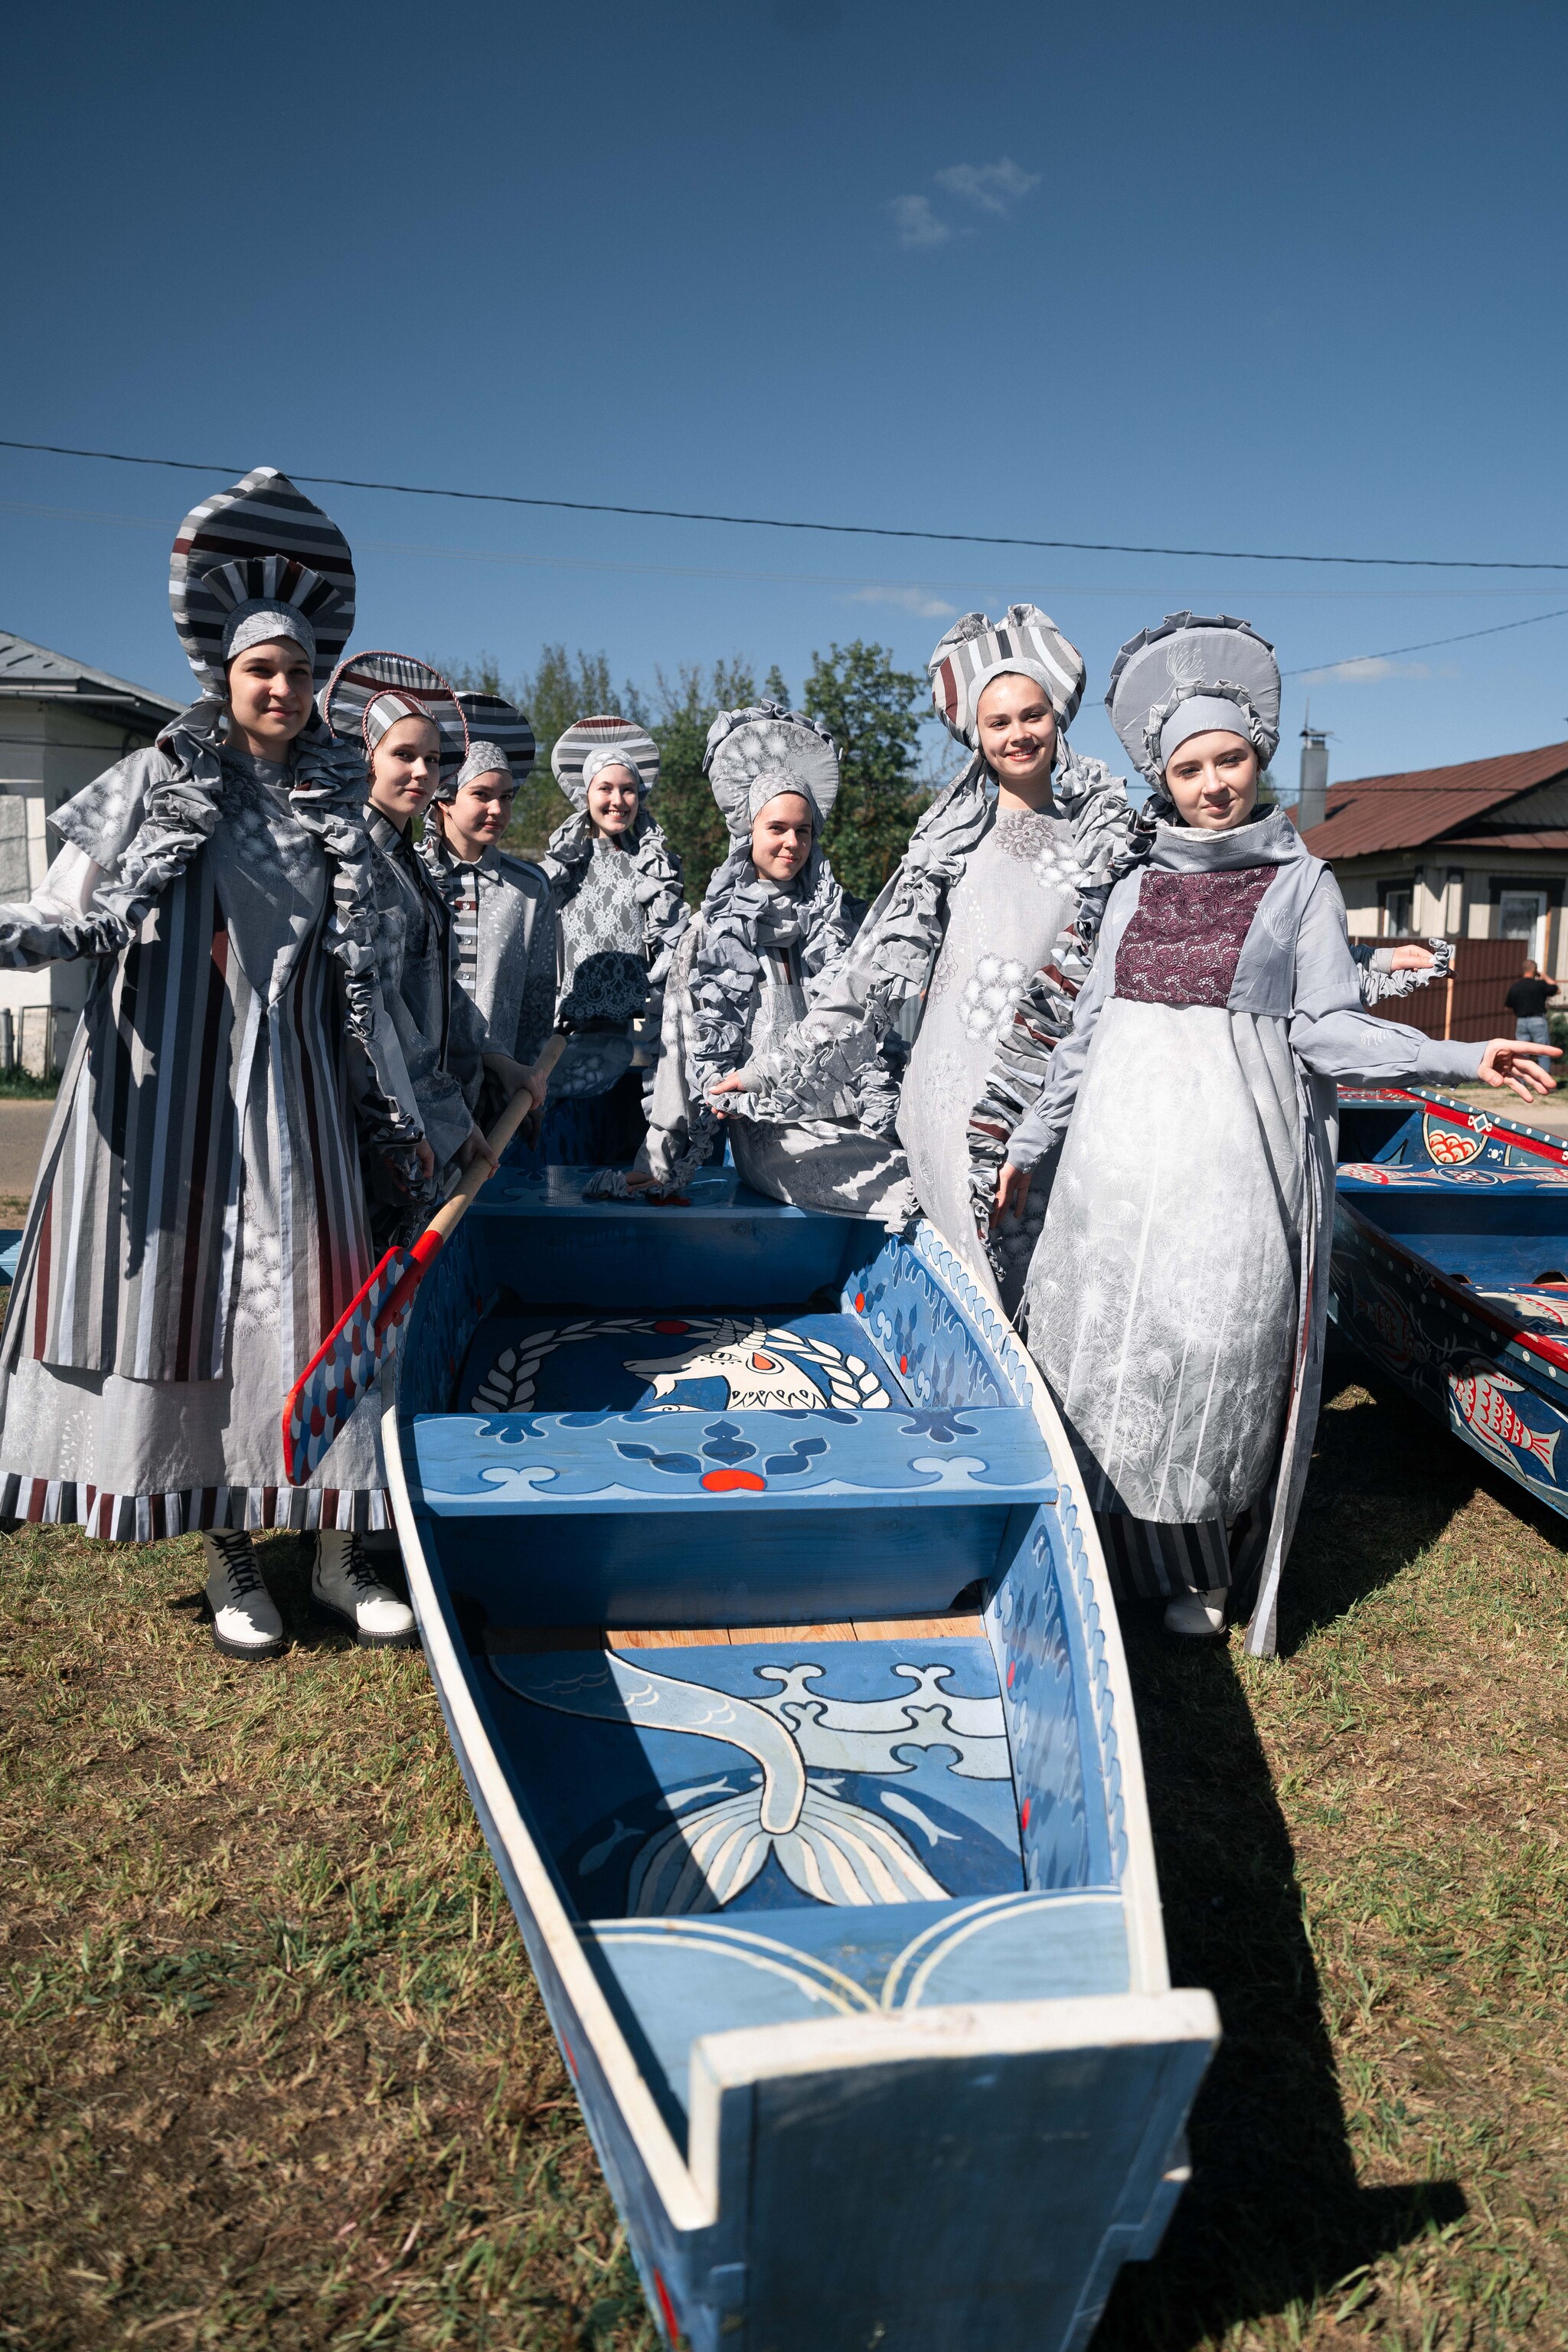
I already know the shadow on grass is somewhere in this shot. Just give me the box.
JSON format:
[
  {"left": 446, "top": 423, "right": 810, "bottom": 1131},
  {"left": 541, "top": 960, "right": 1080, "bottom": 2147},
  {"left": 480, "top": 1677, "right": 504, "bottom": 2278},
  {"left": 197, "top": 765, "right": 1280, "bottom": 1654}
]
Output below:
[
  {"left": 1096, "top": 1352, "right": 1468, "bottom": 2349},
  {"left": 1281, "top": 1339, "right": 1568, "bottom": 1655}
]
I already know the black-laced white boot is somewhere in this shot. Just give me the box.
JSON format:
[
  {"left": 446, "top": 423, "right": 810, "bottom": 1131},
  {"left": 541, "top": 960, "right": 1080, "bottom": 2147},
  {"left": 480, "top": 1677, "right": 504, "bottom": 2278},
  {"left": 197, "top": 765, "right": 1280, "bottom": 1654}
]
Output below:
[
  {"left": 311, "top": 1530, "right": 418, "bottom": 1648},
  {"left": 204, "top": 1529, "right": 286, "bottom": 1660}
]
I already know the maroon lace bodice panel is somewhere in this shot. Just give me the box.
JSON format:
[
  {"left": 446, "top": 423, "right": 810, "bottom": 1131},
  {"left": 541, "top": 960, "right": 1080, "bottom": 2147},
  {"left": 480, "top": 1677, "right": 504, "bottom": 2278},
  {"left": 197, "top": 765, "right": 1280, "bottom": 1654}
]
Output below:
[{"left": 1113, "top": 865, "right": 1279, "bottom": 1009}]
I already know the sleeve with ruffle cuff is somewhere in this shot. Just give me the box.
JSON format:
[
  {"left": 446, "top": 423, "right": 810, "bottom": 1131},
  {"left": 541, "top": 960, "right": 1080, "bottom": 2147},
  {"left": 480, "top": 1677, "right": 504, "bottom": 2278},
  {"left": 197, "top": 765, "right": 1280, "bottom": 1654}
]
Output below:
[
  {"left": 349, "top": 1004, "right": 426, "bottom": 1152},
  {"left": 1357, "top": 937, "right": 1452, "bottom": 1004}
]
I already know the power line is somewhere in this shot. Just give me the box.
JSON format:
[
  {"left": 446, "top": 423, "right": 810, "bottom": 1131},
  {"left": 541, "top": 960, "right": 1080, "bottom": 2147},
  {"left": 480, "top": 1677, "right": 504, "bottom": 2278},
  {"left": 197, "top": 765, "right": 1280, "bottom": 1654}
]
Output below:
[
  {"left": 1285, "top": 604, "right": 1568, "bottom": 677},
  {"left": 2, "top": 434, "right": 1566, "bottom": 574}
]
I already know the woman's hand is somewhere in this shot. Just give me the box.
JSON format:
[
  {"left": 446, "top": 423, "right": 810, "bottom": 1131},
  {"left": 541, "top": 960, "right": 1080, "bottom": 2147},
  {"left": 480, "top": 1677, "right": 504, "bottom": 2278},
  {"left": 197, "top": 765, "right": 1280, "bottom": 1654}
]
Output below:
[
  {"left": 992, "top": 1161, "right": 1033, "bottom": 1230},
  {"left": 485, "top": 1051, "right": 548, "bottom": 1112},
  {"left": 1475, "top": 1038, "right": 1561, "bottom": 1098},
  {"left": 413, "top": 1139, "right": 436, "bottom": 1185},
  {"left": 456, "top": 1120, "right": 499, "bottom": 1174},
  {"left": 706, "top": 1071, "right": 753, "bottom": 1120},
  {"left": 1390, "top": 944, "right": 1436, "bottom": 971}
]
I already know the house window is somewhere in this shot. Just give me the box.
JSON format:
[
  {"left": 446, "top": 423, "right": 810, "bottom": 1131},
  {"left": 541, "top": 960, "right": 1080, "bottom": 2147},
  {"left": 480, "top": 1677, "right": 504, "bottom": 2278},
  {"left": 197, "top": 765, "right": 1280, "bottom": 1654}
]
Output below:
[
  {"left": 1380, "top": 884, "right": 1414, "bottom": 938},
  {"left": 1498, "top": 890, "right": 1548, "bottom": 963}
]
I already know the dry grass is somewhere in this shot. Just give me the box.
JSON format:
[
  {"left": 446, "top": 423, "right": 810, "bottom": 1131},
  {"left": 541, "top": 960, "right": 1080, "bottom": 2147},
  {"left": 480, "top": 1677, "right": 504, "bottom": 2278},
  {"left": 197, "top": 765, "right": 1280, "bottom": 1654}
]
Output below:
[{"left": 0, "top": 1351, "right": 1563, "bottom": 2350}]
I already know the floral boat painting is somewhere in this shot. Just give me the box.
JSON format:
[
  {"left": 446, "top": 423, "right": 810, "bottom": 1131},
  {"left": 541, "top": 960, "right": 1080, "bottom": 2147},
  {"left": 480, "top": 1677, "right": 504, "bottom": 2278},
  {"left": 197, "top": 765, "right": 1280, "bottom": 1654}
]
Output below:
[
  {"left": 1334, "top": 1086, "right": 1568, "bottom": 1512},
  {"left": 387, "top": 1165, "right": 1218, "bottom": 2352}
]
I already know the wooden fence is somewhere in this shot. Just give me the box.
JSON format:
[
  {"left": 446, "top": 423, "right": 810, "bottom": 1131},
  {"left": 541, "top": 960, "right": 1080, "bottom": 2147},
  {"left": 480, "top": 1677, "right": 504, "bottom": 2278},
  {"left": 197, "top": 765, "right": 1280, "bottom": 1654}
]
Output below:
[{"left": 1371, "top": 936, "right": 1531, "bottom": 1044}]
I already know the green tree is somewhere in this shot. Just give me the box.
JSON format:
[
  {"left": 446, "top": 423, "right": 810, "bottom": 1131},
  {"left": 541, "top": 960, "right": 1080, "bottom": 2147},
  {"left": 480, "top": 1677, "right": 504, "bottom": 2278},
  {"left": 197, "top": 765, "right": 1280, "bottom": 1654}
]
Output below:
[
  {"left": 803, "top": 639, "right": 929, "bottom": 906},
  {"left": 648, "top": 658, "right": 760, "bottom": 903}
]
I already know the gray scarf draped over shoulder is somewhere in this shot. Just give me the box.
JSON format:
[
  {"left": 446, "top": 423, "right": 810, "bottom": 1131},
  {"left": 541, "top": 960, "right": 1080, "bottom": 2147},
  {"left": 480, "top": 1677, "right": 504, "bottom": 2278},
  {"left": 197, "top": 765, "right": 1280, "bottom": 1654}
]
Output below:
[{"left": 755, "top": 743, "right": 1134, "bottom": 1125}]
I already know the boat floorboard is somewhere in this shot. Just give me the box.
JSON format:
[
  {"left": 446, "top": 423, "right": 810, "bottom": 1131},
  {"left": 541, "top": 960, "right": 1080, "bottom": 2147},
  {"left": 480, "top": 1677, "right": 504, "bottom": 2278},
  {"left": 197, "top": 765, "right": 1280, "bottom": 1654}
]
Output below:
[{"left": 486, "top": 1614, "right": 988, "bottom": 1650}]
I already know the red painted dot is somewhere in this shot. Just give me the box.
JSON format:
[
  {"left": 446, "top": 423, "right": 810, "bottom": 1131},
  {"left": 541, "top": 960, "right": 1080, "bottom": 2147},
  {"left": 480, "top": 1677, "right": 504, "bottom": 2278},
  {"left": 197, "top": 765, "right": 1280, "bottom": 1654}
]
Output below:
[
  {"left": 1021, "top": 1796, "right": 1031, "bottom": 1832},
  {"left": 654, "top": 1318, "right": 691, "bottom": 1334},
  {"left": 899, "top": 1355, "right": 909, "bottom": 1374},
  {"left": 561, "top": 2032, "right": 578, "bottom": 2076},
  {"left": 1007, "top": 1659, "right": 1016, "bottom": 1687},
  {"left": 701, "top": 1468, "right": 766, "bottom": 1493},
  {"left": 854, "top": 1292, "right": 866, "bottom": 1312}
]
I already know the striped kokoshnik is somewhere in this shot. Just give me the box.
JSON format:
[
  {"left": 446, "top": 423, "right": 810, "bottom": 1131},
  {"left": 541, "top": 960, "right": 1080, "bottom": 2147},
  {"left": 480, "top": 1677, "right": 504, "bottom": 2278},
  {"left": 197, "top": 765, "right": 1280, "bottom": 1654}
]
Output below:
[{"left": 169, "top": 466, "right": 356, "bottom": 691}]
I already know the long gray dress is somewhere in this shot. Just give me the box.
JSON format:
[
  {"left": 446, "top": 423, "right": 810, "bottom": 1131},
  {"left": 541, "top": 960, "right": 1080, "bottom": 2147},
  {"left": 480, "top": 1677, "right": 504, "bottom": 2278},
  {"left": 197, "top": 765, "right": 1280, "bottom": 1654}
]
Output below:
[
  {"left": 364, "top": 808, "right": 490, "bottom": 1197},
  {"left": 1006, "top": 807, "right": 1488, "bottom": 1651},
  {"left": 0, "top": 710, "right": 421, "bottom": 1537}
]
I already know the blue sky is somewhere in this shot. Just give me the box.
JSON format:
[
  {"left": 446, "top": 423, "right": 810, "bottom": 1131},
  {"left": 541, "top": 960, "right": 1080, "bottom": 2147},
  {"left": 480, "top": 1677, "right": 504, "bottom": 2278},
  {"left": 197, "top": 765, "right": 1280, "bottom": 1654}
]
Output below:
[{"left": 4, "top": 0, "right": 1566, "bottom": 794}]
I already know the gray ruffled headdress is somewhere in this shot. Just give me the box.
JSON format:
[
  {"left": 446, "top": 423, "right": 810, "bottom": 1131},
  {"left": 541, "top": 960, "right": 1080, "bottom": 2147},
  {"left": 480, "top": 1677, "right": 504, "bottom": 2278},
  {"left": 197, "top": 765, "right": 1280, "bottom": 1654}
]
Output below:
[
  {"left": 703, "top": 702, "right": 841, "bottom": 840},
  {"left": 442, "top": 692, "right": 537, "bottom": 803},
  {"left": 929, "top": 604, "right": 1086, "bottom": 749},
  {"left": 1106, "top": 613, "right": 1281, "bottom": 804},
  {"left": 169, "top": 466, "right": 356, "bottom": 690}
]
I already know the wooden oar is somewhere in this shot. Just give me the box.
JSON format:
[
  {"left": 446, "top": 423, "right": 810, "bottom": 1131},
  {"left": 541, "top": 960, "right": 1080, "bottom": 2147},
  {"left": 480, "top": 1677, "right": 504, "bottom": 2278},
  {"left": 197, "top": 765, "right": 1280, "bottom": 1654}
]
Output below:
[{"left": 282, "top": 1037, "right": 566, "bottom": 1483}]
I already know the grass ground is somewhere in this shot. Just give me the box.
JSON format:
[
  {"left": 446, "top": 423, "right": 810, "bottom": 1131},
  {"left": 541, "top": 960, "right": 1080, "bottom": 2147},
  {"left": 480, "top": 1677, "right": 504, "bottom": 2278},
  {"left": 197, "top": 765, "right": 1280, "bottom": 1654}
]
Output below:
[{"left": 0, "top": 1349, "right": 1563, "bottom": 2350}]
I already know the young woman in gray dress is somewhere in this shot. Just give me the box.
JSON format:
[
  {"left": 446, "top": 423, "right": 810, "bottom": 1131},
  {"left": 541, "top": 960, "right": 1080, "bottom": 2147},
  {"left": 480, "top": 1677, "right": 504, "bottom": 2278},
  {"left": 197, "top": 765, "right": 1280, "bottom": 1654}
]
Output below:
[
  {"left": 537, "top": 717, "right": 688, "bottom": 1165},
  {"left": 419, "top": 693, "right": 557, "bottom": 1115},
  {"left": 997, "top": 615, "right": 1556, "bottom": 1651},
  {"left": 639, "top": 703, "right": 913, "bottom": 1220},
  {"left": 0, "top": 471, "right": 430, "bottom": 1658},
  {"left": 713, "top": 608, "right": 1133, "bottom": 1315},
  {"left": 321, "top": 656, "right": 542, "bottom": 1236}
]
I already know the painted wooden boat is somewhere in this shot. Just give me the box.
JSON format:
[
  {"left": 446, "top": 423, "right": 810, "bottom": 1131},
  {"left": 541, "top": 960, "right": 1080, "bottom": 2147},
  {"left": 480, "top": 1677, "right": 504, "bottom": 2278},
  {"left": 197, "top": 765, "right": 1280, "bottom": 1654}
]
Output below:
[
  {"left": 1334, "top": 1086, "right": 1568, "bottom": 1512},
  {"left": 387, "top": 1165, "right": 1218, "bottom": 2352}
]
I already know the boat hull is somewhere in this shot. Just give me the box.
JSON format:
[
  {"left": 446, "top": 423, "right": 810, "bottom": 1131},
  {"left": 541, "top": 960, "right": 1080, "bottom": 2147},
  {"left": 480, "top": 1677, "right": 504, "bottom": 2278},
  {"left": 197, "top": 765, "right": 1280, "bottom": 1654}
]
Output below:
[
  {"left": 1334, "top": 1088, "right": 1568, "bottom": 1513},
  {"left": 390, "top": 1168, "right": 1217, "bottom": 2349}
]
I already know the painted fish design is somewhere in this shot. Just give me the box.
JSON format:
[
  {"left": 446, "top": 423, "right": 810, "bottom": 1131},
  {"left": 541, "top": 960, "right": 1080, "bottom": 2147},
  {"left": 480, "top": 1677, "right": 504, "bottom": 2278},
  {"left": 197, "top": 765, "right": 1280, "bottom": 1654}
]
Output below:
[{"left": 1449, "top": 1369, "right": 1561, "bottom": 1478}]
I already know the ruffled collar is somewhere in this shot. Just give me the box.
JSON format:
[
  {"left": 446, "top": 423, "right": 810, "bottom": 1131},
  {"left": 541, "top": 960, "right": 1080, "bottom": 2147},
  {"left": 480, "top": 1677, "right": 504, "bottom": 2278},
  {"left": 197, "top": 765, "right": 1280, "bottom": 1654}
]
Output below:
[{"left": 1146, "top": 805, "right": 1307, "bottom": 874}]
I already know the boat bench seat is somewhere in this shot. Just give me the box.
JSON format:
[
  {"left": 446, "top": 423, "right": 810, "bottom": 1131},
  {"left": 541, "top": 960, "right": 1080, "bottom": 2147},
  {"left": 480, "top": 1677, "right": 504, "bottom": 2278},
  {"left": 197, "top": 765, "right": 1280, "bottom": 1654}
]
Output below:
[{"left": 410, "top": 1405, "right": 1055, "bottom": 1624}]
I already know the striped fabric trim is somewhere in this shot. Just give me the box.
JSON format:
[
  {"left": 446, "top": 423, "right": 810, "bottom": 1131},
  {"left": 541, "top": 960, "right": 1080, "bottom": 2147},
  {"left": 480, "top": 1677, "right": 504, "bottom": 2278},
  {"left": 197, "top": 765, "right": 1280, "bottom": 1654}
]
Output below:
[
  {"left": 169, "top": 469, "right": 355, "bottom": 690},
  {"left": 0, "top": 1475, "right": 390, "bottom": 1542},
  {"left": 929, "top": 605, "right": 1086, "bottom": 744},
  {"left": 1096, "top": 1510, "right": 1231, "bottom": 1599}
]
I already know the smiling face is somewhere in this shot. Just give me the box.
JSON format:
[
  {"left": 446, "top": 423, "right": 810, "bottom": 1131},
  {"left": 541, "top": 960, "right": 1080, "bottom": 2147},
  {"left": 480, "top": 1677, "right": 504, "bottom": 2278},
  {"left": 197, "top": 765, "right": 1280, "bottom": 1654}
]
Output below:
[
  {"left": 586, "top": 763, "right": 640, "bottom": 841},
  {"left": 438, "top": 769, "right": 515, "bottom": 862},
  {"left": 975, "top": 672, "right": 1058, "bottom": 809},
  {"left": 368, "top": 714, "right": 443, "bottom": 831},
  {"left": 1163, "top": 730, "right": 1261, "bottom": 831},
  {"left": 226, "top": 639, "right": 315, "bottom": 758},
  {"left": 750, "top": 792, "right": 814, "bottom": 884}
]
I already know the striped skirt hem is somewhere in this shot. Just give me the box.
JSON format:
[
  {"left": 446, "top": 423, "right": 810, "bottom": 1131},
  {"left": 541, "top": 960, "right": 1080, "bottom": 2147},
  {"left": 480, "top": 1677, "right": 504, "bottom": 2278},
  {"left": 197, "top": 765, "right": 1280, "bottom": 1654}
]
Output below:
[
  {"left": 1096, "top": 1510, "right": 1231, "bottom": 1599},
  {"left": 0, "top": 1476, "right": 390, "bottom": 1543}
]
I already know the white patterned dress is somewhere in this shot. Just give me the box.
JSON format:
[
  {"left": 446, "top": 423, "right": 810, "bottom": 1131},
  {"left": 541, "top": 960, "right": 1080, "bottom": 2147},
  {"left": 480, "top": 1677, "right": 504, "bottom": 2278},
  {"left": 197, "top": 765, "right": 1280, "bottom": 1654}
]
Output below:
[{"left": 898, "top": 808, "right": 1083, "bottom": 1314}]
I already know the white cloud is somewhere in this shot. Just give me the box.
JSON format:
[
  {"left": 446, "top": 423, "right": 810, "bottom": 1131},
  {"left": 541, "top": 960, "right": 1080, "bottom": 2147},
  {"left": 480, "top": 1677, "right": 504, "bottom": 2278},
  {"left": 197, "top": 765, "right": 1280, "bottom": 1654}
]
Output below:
[
  {"left": 933, "top": 158, "right": 1040, "bottom": 217},
  {"left": 1298, "top": 656, "right": 1432, "bottom": 684},
  {"left": 845, "top": 584, "right": 958, "bottom": 619},
  {"left": 887, "top": 193, "right": 952, "bottom": 249}
]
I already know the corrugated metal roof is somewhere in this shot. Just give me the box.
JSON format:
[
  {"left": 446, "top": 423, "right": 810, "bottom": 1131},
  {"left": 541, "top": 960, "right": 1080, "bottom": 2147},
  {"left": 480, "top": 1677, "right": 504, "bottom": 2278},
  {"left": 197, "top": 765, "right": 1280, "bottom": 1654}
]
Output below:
[
  {"left": 0, "top": 630, "right": 182, "bottom": 727},
  {"left": 1299, "top": 740, "right": 1568, "bottom": 859}
]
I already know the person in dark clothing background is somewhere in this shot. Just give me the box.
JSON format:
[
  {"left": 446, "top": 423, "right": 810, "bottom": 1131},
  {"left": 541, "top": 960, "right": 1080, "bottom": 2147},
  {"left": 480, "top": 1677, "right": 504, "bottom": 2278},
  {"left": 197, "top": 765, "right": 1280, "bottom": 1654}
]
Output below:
[{"left": 1505, "top": 961, "right": 1561, "bottom": 1048}]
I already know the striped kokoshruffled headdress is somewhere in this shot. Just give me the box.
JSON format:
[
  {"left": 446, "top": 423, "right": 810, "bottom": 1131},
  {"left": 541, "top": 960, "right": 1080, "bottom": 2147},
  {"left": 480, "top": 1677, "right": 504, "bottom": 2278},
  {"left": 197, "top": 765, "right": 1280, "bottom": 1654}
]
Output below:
[
  {"left": 928, "top": 604, "right": 1086, "bottom": 749},
  {"left": 169, "top": 467, "right": 356, "bottom": 691},
  {"left": 319, "top": 652, "right": 470, "bottom": 784},
  {"left": 1106, "top": 612, "right": 1281, "bottom": 787},
  {"left": 550, "top": 716, "right": 661, "bottom": 811},
  {"left": 443, "top": 692, "right": 537, "bottom": 802}
]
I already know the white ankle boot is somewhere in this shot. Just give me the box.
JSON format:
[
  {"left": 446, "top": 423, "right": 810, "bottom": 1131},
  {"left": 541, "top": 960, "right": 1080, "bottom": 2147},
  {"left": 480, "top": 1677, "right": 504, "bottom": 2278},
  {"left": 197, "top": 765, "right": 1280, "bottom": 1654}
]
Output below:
[
  {"left": 204, "top": 1530, "right": 286, "bottom": 1659},
  {"left": 312, "top": 1530, "right": 417, "bottom": 1648},
  {"left": 1163, "top": 1589, "right": 1227, "bottom": 1639}
]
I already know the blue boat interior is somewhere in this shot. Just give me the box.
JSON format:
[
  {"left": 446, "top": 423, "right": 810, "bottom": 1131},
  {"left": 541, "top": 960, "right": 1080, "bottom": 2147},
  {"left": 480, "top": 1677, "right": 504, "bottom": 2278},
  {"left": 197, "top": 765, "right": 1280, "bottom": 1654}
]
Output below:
[
  {"left": 1338, "top": 1099, "right": 1568, "bottom": 1324},
  {"left": 400, "top": 1171, "right": 1129, "bottom": 2152}
]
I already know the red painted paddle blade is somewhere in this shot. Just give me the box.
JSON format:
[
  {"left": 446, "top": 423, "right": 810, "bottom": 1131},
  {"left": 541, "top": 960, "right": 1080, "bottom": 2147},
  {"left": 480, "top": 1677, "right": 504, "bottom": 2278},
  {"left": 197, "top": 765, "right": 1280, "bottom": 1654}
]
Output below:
[{"left": 281, "top": 1245, "right": 418, "bottom": 1485}]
